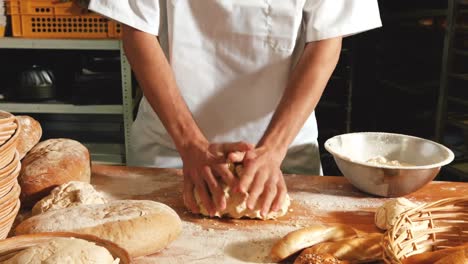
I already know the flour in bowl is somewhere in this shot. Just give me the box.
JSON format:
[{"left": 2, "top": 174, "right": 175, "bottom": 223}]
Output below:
[{"left": 366, "top": 156, "right": 412, "bottom": 166}]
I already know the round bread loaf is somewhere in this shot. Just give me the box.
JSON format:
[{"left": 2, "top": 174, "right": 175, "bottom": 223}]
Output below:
[
  {"left": 18, "top": 138, "right": 91, "bottom": 207},
  {"left": 16, "top": 115, "right": 42, "bottom": 160},
  {"left": 1, "top": 237, "right": 117, "bottom": 264},
  {"left": 15, "top": 200, "right": 183, "bottom": 257}
]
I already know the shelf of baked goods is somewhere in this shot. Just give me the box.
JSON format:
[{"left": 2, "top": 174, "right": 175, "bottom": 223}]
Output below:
[
  {"left": 449, "top": 72, "right": 468, "bottom": 81},
  {"left": 0, "top": 101, "right": 123, "bottom": 114},
  {"left": 0, "top": 37, "right": 119, "bottom": 50},
  {"left": 454, "top": 48, "right": 468, "bottom": 56},
  {"left": 444, "top": 158, "right": 468, "bottom": 180},
  {"left": 455, "top": 25, "right": 468, "bottom": 33},
  {"left": 383, "top": 9, "right": 447, "bottom": 20},
  {"left": 447, "top": 113, "right": 468, "bottom": 130},
  {"left": 448, "top": 96, "right": 468, "bottom": 107},
  {"left": 377, "top": 79, "right": 438, "bottom": 95}
]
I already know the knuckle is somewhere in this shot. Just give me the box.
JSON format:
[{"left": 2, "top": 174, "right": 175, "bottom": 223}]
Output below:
[{"left": 265, "top": 184, "right": 276, "bottom": 194}]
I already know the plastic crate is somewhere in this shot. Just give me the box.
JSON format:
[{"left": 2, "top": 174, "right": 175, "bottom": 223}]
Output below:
[{"left": 6, "top": 0, "right": 121, "bottom": 39}]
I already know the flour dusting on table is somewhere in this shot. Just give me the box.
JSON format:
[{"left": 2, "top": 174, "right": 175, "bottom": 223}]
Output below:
[
  {"left": 291, "top": 192, "right": 385, "bottom": 212},
  {"left": 137, "top": 221, "right": 298, "bottom": 264}
]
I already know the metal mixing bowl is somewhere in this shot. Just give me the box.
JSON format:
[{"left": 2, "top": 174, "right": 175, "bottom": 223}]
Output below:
[{"left": 324, "top": 132, "right": 455, "bottom": 197}]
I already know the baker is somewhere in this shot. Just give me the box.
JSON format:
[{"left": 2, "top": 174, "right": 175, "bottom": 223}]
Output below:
[{"left": 89, "top": 0, "right": 382, "bottom": 218}]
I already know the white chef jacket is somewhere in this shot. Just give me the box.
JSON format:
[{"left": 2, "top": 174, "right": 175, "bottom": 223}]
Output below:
[{"left": 89, "top": 0, "right": 382, "bottom": 173}]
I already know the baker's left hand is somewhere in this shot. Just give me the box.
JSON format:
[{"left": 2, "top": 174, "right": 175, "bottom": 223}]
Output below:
[{"left": 233, "top": 146, "right": 288, "bottom": 218}]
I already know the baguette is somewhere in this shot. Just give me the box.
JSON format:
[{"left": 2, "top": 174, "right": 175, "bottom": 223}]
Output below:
[
  {"left": 298, "top": 233, "right": 383, "bottom": 263},
  {"left": 402, "top": 243, "right": 468, "bottom": 264},
  {"left": 270, "top": 224, "right": 358, "bottom": 262}
]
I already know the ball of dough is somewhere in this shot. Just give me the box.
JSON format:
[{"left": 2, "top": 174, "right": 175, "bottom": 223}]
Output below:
[
  {"left": 374, "top": 198, "right": 418, "bottom": 230},
  {"left": 32, "top": 181, "right": 107, "bottom": 216},
  {"left": 193, "top": 164, "right": 291, "bottom": 220},
  {"left": 195, "top": 186, "right": 290, "bottom": 220},
  {"left": 1, "top": 237, "right": 118, "bottom": 264}
]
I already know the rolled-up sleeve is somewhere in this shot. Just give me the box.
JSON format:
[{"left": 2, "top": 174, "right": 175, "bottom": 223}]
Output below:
[
  {"left": 89, "top": 0, "right": 161, "bottom": 35},
  {"left": 303, "top": 0, "right": 382, "bottom": 42}
]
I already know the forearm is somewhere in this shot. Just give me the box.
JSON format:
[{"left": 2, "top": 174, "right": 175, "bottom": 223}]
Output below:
[
  {"left": 258, "top": 37, "right": 342, "bottom": 157},
  {"left": 122, "top": 25, "right": 207, "bottom": 153}
]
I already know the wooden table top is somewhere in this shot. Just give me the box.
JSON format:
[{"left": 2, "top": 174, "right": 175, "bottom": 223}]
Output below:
[{"left": 90, "top": 164, "right": 468, "bottom": 264}]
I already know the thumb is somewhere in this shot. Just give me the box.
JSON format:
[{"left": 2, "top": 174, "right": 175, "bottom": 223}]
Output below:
[{"left": 227, "top": 151, "right": 246, "bottom": 163}]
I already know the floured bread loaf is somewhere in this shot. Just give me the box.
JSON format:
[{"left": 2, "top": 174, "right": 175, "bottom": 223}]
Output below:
[
  {"left": 18, "top": 138, "right": 91, "bottom": 207},
  {"left": 32, "top": 181, "right": 107, "bottom": 216},
  {"left": 375, "top": 198, "right": 419, "bottom": 230},
  {"left": 16, "top": 116, "right": 42, "bottom": 160},
  {"left": 194, "top": 164, "right": 290, "bottom": 220},
  {"left": 1, "top": 237, "right": 118, "bottom": 264},
  {"left": 15, "top": 200, "right": 182, "bottom": 257}
]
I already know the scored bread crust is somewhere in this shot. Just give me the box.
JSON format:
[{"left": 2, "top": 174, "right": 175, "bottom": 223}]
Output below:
[
  {"left": 18, "top": 138, "right": 91, "bottom": 207},
  {"left": 270, "top": 224, "right": 358, "bottom": 262},
  {"left": 15, "top": 200, "right": 183, "bottom": 257}
]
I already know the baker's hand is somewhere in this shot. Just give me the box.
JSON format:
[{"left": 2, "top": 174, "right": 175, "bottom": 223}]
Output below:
[
  {"left": 234, "top": 146, "right": 288, "bottom": 218},
  {"left": 180, "top": 141, "right": 253, "bottom": 216}
]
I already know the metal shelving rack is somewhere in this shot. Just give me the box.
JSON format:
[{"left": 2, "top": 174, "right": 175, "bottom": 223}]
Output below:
[
  {"left": 436, "top": 0, "right": 468, "bottom": 181},
  {"left": 0, "top": 37, "right": 134, "bottom": 164}
]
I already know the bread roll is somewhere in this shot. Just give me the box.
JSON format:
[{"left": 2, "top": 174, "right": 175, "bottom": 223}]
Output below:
[
  {"left": 1, "top": 237, "right": 118, "bottom": 264},
  {"left": 299, "top": 233, "right": 383, "bottom": 263},
  {"left": 374, "top": 198, "right": 418, "bottom": 230},
  {"left": 18, "top": 138, "right": 91, "bottom": 207},
  {"left": 402, "top": 243, "right": 468, "bottom": 264},
  {"left": 32, "top": 181, "right": 107, "bottom": 216},
  {"left": 16, "top": 115, "right": 42, "bottom": 160},
  {"left": 270, "top": 224, "right": 358, "bottom": 262},
  {"left": 15, "top": 200, "right": 182, "bottom": 257},
  {"left": 294, "top": 253, "right": 349, "bottom": 264}
]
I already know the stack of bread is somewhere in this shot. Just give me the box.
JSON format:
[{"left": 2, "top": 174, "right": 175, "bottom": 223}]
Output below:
[
  {"left": 0, "top": 111, "right": 21, "bottom": 239},
  {"left": 0, "top": 113, "right": 183, "bottom": 262}
]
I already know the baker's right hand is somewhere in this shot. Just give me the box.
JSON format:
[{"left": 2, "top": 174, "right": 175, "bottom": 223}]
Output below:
[{"left": 180, "top": 141, "right": 253, "bottom": 216}]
